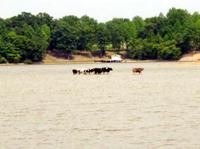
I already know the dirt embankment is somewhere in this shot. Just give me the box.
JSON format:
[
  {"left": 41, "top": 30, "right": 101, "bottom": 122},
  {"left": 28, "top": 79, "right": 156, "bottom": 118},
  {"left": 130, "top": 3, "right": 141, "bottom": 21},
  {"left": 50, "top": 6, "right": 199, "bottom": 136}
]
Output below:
[
  {"left": 43, "top": 51, "right": 124, "bottom": 64},
  {"left": 43, "top": 51, "right": 200, "bottom": 64},
  {"left": 179, "top": 51, "right": 200, "bottom": 62}
]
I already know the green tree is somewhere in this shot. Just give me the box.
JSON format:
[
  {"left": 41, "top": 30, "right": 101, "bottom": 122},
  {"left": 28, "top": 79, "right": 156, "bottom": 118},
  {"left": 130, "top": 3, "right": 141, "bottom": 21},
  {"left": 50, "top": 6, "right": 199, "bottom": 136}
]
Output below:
[
  {"left": 78, "top": 15, "right": 97, "bottom": 50},
  {"left": 96, "top": 23, "right": 109, "bottom": 50},
  {"left": 50, "top": 16, "right": 80, "bottom": 57},
  {"left": 157, "top": 40, "right": 182, "bottom": 60}
]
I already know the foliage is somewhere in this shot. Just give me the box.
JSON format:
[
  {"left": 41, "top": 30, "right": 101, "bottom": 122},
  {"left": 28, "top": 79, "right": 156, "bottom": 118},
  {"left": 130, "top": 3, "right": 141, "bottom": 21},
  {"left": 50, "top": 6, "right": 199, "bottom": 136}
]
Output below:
[
  {"left": 128, "top": 39, "right": 181, "bottom": 60},
  {"left": 106, "top": 18, "right": 137, "bottom": 49},
  {"left": 0, "top": 56, "right": 7, "bottom": 63},
  {"left": 78, "top": 16, "right": 97, "bottom": 50},
  {"left": 96, "top": 23, "right": 109, "bottom": 50},
  {"left": 24, "top": 59, "right": 33, "bottom": 64},
  {"left": 0, "top": 8, "right": 200, "bottom": 63},
  {"left": 50, "top": 15, "right": 80, "bottom": 53}
]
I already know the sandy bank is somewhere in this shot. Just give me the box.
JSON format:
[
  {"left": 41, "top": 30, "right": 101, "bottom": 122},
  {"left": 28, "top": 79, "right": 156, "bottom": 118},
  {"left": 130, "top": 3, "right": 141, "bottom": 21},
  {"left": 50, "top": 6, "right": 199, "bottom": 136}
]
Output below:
[
  {"left": 1, "top": 51, "right": 200, "bottom": 66},
  {"left": 179, "top": 51, "right": 200, "bottom": 62}
]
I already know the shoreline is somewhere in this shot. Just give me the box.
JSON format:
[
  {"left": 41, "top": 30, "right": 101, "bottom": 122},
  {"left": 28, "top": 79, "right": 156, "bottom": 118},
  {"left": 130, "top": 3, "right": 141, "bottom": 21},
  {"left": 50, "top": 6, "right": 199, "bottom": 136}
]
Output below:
[
  {"left": 1, "top": 51, "right": 200, "bottom": 66},
  {"left": 0, "top": 60, "right": 198, "bottom": 66}
]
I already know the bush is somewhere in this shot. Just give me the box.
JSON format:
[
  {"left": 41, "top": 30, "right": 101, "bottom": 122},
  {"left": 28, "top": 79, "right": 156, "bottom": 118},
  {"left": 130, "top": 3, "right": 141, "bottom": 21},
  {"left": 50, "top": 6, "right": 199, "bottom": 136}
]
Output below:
[
  {"left": 6, "top": 53, "right": 21, "bottom": 63},
  {"left": 127, "top": 39, "right": 147, "bottom": 59},
  {"left": 127, "top": 48, "right": 147, "bottom": 60},
  {"left": 127, "top": 38, "right": 141, "bottom": 59},
  {"left": 127, "top": 38, "right": 182, "bottom": 60},
  {"left": 105, "top": 44, "right": 113, "bottom": 50},
  {"left": 157, "top": 41, "right": 182, "bottom": 60},
  {"left": 158, "top": 45, "right": 182, "bottom": 60},
  {"left": 24, "top": 59, "right": 33, "bottom": 64},
  {"left": 86, "top": 43, "right": 99, "bottom": 51},
  {"left": 0, "top": 56, "right": 7, "bottom": 64}
]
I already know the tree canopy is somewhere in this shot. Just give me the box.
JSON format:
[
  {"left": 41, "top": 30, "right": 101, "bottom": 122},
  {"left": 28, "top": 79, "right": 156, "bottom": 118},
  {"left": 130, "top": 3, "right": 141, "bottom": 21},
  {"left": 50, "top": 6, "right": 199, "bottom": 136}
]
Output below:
[{"left": 0, "top": 8, "right": 200, "bottom": 63}]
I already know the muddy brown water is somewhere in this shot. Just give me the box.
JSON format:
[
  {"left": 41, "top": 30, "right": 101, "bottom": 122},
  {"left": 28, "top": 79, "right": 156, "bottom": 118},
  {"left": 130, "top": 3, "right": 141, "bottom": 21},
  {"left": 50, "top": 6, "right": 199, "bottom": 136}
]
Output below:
[{"left": 1, "top": 62, "right": 200, "bottom": 149}]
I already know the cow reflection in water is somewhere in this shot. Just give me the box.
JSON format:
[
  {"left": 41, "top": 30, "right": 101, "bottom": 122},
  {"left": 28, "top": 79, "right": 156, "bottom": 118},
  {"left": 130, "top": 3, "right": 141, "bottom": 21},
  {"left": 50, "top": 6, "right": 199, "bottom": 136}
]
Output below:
[
  {"left": 132, "top": 68, "right": 144, "bottom": 74},
  {"left": 72, "top": 67, "right": 113, "bottom": 75}
]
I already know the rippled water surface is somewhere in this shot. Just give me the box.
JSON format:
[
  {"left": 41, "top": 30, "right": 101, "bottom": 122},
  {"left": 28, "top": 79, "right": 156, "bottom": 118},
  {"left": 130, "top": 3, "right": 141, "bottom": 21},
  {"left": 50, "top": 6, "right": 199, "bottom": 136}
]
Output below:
[{"left": 1, "top": 62, "right": 200, "bottom": 149}]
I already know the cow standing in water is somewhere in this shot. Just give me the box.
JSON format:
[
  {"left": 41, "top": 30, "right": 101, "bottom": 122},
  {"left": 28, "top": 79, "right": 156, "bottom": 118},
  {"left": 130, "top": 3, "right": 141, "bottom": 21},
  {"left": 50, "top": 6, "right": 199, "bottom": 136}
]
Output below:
[
  {"left": 101, "top": 67, "right": 113, "bottom": 74},
  {"left": 72, "top": 69, "right": 79, "bottom": 74},
  {"left": 132, "top": 68, "right": 144, "bottom": 74},
  {"left": 72, "top": 68, "right": 87, "bottom": 74},
  {"left": 72, "top": 67, "right": 113, "bottom": 75}
]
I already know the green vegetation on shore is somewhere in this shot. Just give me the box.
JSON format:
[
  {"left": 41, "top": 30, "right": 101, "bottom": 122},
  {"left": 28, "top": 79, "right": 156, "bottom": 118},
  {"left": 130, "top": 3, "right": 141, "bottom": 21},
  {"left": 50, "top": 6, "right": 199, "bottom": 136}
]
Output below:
[{"left": 0, "top": 8, "right": 200, "bottom": 63}]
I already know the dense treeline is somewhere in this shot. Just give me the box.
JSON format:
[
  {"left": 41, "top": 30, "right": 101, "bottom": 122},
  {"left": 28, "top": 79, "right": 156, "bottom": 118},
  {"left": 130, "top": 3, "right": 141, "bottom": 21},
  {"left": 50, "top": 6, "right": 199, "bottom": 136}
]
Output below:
[
  {"left": 0, "top": 13, "right": 52, "bottom": 63},
  {"left": 1, "top": 8, "right": 200, "bottom": 63}
]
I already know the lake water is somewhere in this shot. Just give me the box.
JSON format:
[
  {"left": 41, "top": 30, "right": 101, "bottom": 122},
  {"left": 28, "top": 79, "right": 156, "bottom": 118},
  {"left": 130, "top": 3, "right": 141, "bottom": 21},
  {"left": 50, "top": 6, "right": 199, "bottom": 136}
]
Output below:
[{"left": 1, "top": 62, "right": 200, "bottom": 149}]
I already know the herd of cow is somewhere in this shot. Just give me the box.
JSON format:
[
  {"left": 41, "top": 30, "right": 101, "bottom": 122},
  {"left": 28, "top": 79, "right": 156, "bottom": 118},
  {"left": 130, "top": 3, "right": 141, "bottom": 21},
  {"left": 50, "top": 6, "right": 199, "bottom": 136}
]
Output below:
[
  {"left": 72, "top": 67, "right": 113, "bottom": 75},
  {"left": 72, "top": 67, "right": 144, "bottom": 75}
]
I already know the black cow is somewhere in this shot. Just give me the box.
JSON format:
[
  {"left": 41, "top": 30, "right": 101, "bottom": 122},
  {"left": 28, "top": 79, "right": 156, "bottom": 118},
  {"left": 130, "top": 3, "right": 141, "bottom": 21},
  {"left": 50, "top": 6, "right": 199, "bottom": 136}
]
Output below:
[
  {"left": 72, "top": 67, "right": 113, "bottom": 75},
  {"left": 102, "top": 67, "right": 113, "bottom": 73},
  {"left": 72, "top": 69, "right": 78, "bottom": 74},
  {"left": 93, "top": 68, "right": 102, "bottom": 74}
]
